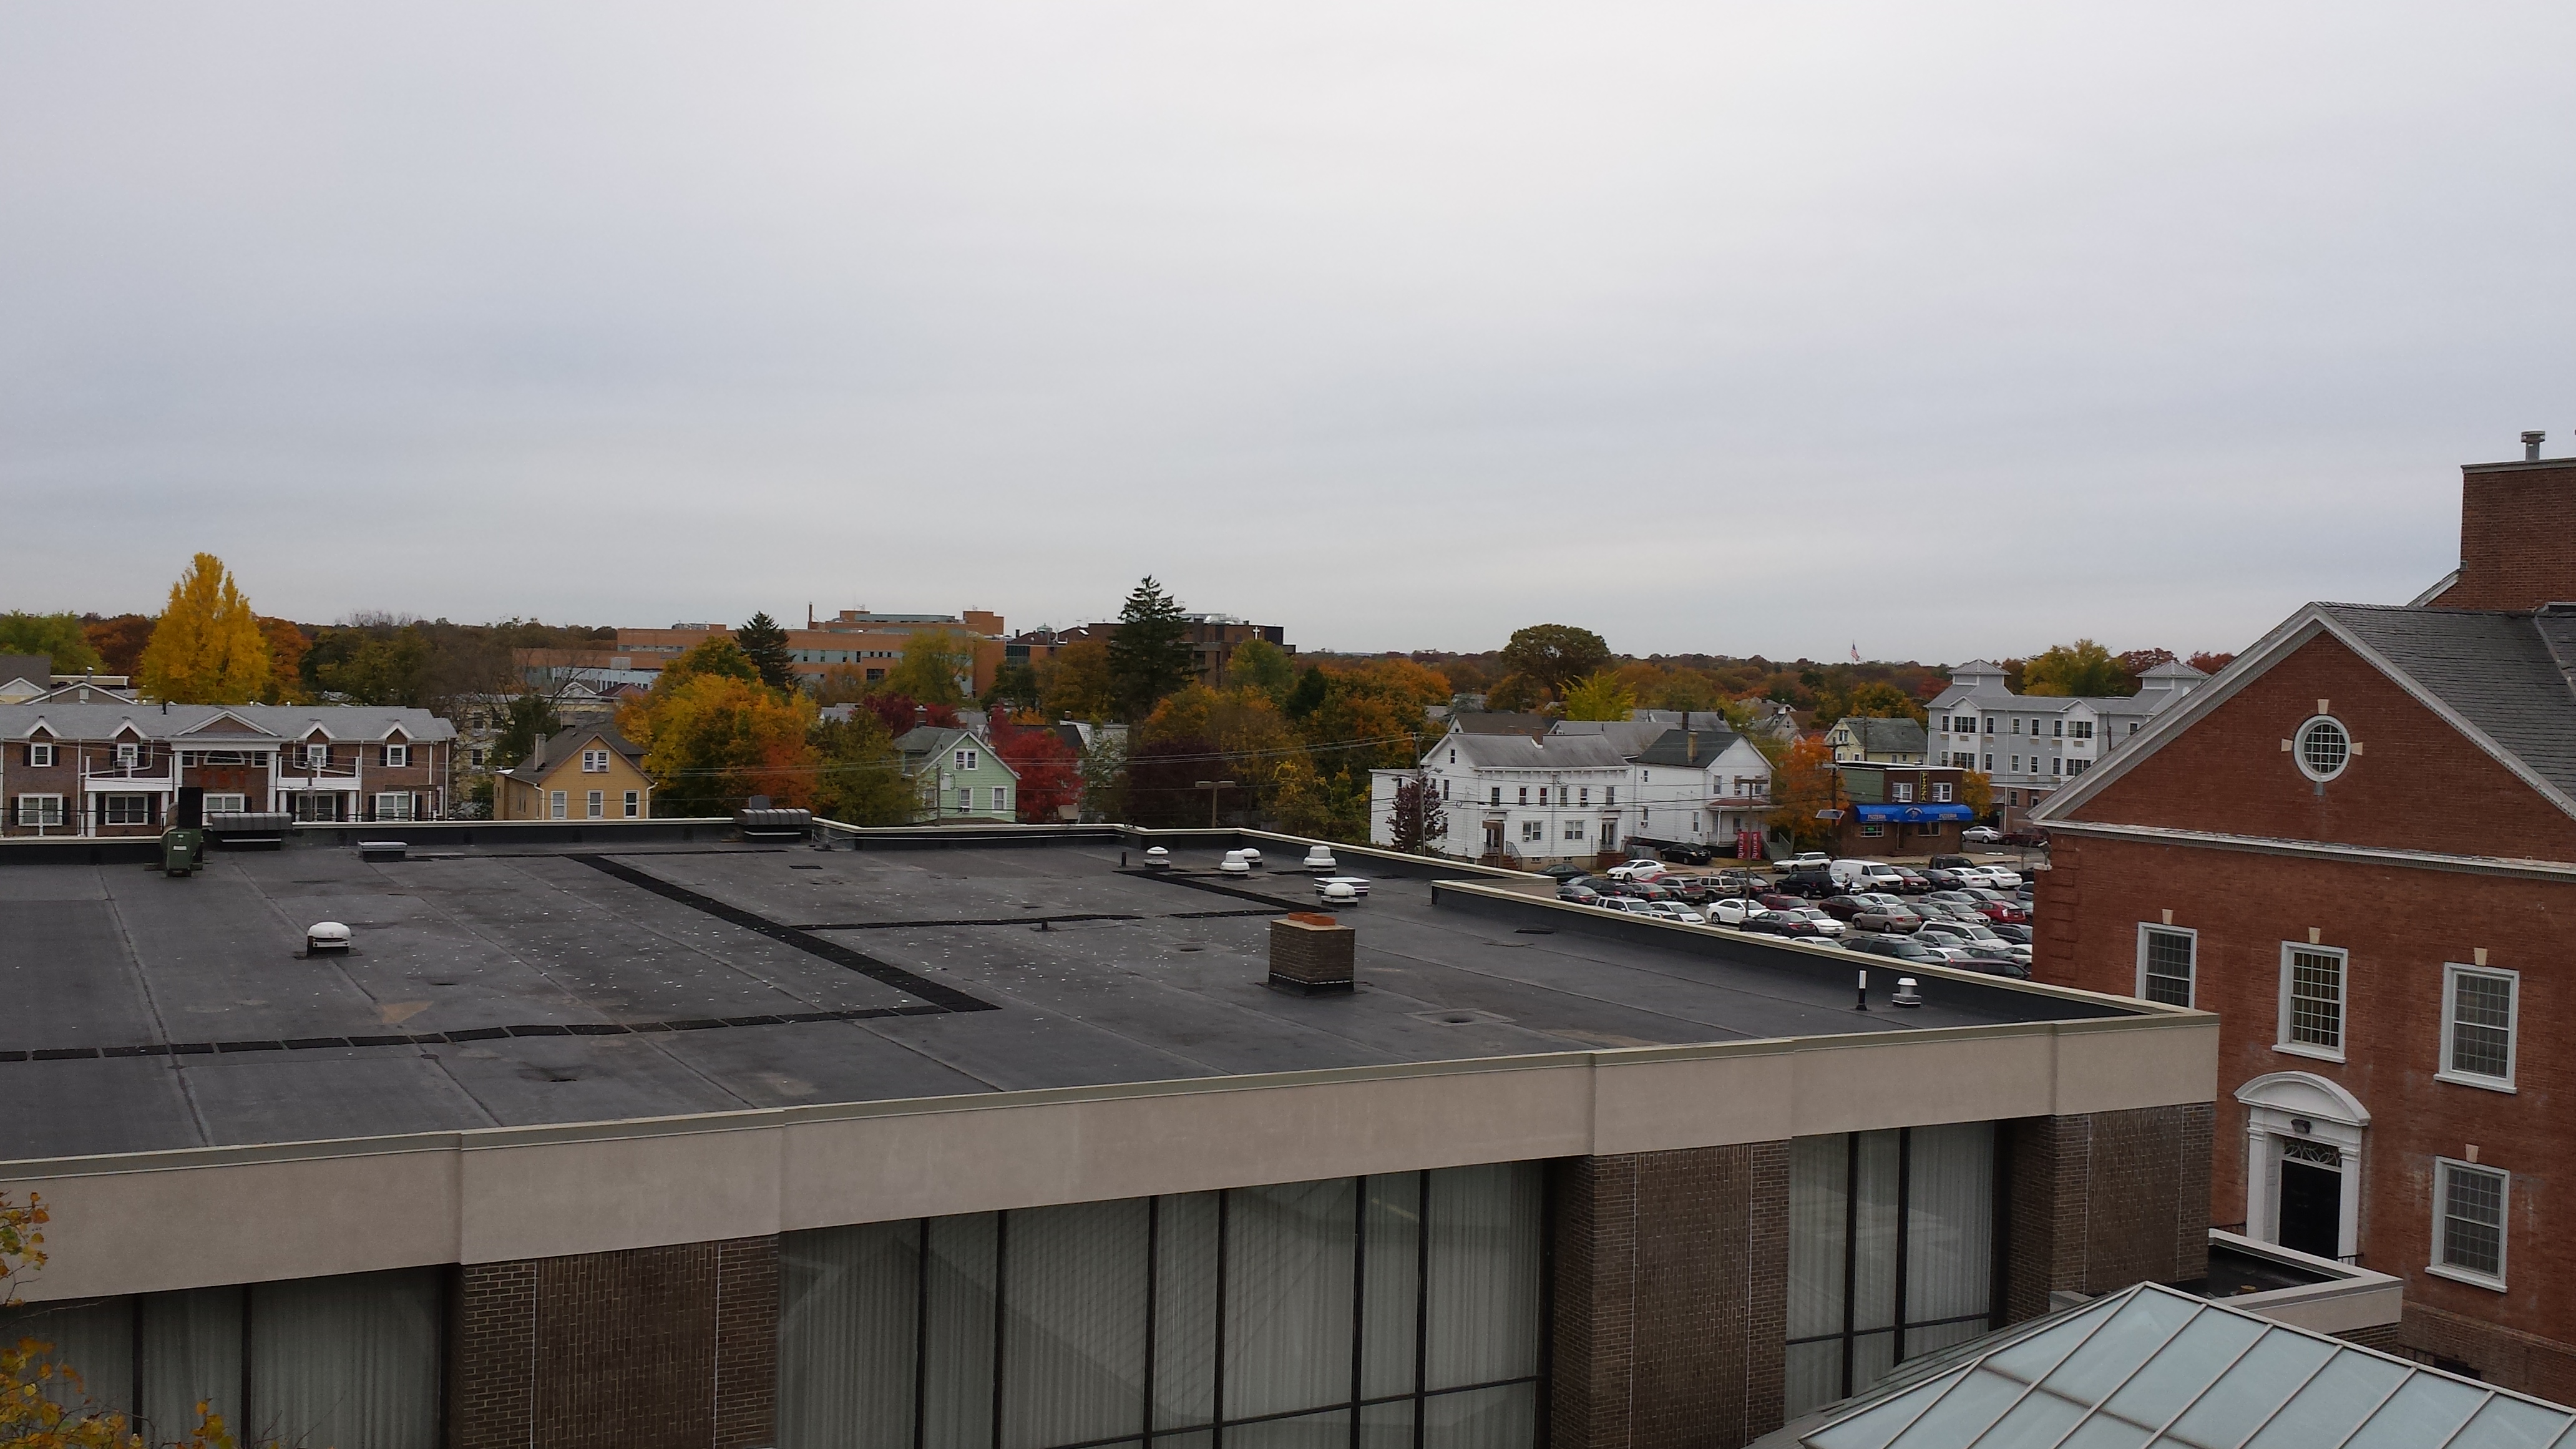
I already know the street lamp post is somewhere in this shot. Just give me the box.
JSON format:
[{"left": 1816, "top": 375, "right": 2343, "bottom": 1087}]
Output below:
[{"left": 1194, "top": 779, "right": 1237, "bottom": 829}]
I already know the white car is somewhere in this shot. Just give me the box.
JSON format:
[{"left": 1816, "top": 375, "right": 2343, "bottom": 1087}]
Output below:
[
  {"left": 1605, "top": 859, "right": 1669, "bottom": 882},
  {"left": 1961, "top": 826, "right": 2003, "bottom": 844},
  {"left": 1951, "top": 866, "right": 2019, "bottom": 889},
  {"left": 1596, "top": 895, "right": 1647, "bottom": 914},
  {"left": 1783, "top": 907, "right": 1847, "bottom": 937},
  {"left": 1783, "top": 852, "right": 1832, "bottom": 871},
  {"left": 1639, "top": 902, "right": 1707, "bottom": 925},
  {"left": 1705, "top": 898, "right": 1772, "bottom": 927},
  {"left": 1312, "top": 876, "right": 1372, "bottom": 897}
]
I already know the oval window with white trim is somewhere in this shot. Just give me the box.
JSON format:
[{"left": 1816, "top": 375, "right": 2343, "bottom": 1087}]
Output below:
[{"left": 2295, "top": 716, "right": 2351, "bottom": 782}]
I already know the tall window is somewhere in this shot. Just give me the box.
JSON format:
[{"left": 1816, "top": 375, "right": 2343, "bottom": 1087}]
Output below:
[
  {"left": 2137, "top": 926, "right": 2195, "bottom": 1007},
  {"left": 992, "top": 786, "right": 1010, "bottom": 814},
  {"left": 2432, "top": 1160, "right": 2508, "bottom": 1287},
  {"left": 623, "top": 791, "right": 641, "bottom": 818},
  {"left": 586, "top": 790, "right": 605, "bottom": 819},
  {"left": 1787, "top": 1125, "right": 1998, "bottom": 1417},
  {"left": 0, "top": 1269, "right": 440, "bottom": 1447},
  {"left": 549, "top": 790, "right": 568, "bottom": 820},
  {"left": 776, "top": 1164, "right": 1544, "bottom": 1449},
  {"left": 2279, "top": 944, "right": 2346, "bottom": 1058},
  {"left": 1488, "top": 788, "right": 1500, "bottom": 806},
  {"left": 2439, "top": 965, "right": 2517, "bottom": 1088}
]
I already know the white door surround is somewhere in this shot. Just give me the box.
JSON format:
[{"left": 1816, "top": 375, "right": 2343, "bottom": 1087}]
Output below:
[{"left": 2237, "top": 1071, "right": 2369, "bottom": 1261}]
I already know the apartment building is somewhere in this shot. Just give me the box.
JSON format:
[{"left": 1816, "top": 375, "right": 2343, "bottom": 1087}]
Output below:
[
  {"left": 1373, "top": 713, "right": 1773, "bottom": 864},
  {"left": 1927, "top": 660, "right": 2207, "bottom": 827},
  {"left": 605, "top": 609, "right": 1010, "bottom": 696},
  {"left": 1, "top": 703, "right": 453, "bottom": 834}
]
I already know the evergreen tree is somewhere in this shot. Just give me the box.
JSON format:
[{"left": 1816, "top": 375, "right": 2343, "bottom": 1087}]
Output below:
[
  {"left": 490, "top": 692, "right": 562, "bottom": 769},
  {"left": 1106, "top": 577, "right": 1194, "bottom": 722},
  {"left": 1284, "top": 664, "right": 1330, "bottom": 721},
  {"left": 737, "top": 612, "right": 796, "bottom": 692},
  {"left": 136, "top": 554, "right": 273, "bottom": 704}
]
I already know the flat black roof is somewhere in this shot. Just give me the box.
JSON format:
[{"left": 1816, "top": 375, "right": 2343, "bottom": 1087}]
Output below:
[{"left": 0, "top": 832, "right": 2129, "bottom": 1160}]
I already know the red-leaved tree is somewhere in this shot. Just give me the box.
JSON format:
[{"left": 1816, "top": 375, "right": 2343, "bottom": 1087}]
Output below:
[
  {"left": 992, "top": 722, "right": 1081, "bottom": 823},
  {"left": 855, "top": 693, "right": 959, "bottom": 738}
]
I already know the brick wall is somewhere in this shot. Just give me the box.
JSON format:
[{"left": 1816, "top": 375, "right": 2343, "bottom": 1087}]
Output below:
[
  {"left": 2069, "top": 632, "right": 2576, "bottom": 860},
  {"left": 2037, "top": 829, "right": 2576, "bottom": 1392},
  {"left": 1267, "top": 915, "right": 1355, "bottom": 992},
  {"left": 448, "top": 1236, "right": 778, "bottom": 1449},
  {"left": 1549, "top": 1143, "right": 1788, "bottom": 1449},
  {"left": 2004, "top": 1106, "right": 2212, "bottom": 1323},
  {"left": 2427, "top": 461, "right": 2576, "bottom": 612},
  {"left": 2401, "top": 1301, "right": 2576, "bottom": 1404}
]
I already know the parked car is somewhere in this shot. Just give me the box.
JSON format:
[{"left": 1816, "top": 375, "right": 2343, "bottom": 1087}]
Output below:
[
  {"left": 1885, "top": 866, "right": 1931, "bottom": 894},
  {"left": 1536, "top": 864, "right": 1593, "bottom": 883},
  {"left": 1757, "top": 892, "right": 1810, "bottom": 914},
  {"left": 1959, "top": 888, "right": 2028, "bottom": 924},
  {"left": 1917, "top": 919, "right": 2031, "bottom": 966},
  {"left": 1927, "top": 854, "right": 1975, "bottom": 871},
  {"left": 1783, "top": 851, "right": 1832, "bottom": 871},
  {"left": 2003, "top": 829, "right": 2049, "bottom": 847},
  {"left": 1845, "top": 934, "right": 1954, "bottom": 966},
  {"left": 1659, "top": 844, "right": 1714, "bottom": 865},
  {"left": 1921, "top": 868, "right": 1976, "bottom": 890},
  {"left": 1606, "top": 859, "right": 1669, "bottom": 882},
  {"left": 1557, "top": 884, "right": 1601, "bottom": 904},
  {"left": 1984, "top": 922, "right": 2034, "bottom": 945},
  {"left": 1778, "top": 907, "right": 1847, "bottom": 939},
  {"left": 1639, "top": 901, "right": 1708, "bottom": 925},
  {"left": 1701, "top": 897, "right": 1769, "bottom": 927},
  {"left": 1775, "top": 867, "right": 1838, "bottom": 899},
  {"left": 1596, "top": 895, "right": 1647, "bottom": 914},
  {"left": 1818, "top": 894, "right": 1868, "bottom": 922},
  {"left": 1961, "top": 826, "right": 2004, "bottom": 844}
]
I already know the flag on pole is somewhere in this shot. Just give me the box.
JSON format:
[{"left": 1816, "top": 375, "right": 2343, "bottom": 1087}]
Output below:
[{"left": 1850, "top": 642, "right": 1861, "bottom": 663}]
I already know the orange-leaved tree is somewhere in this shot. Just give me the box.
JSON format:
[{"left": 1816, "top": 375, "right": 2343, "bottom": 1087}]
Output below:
[
  {"left": 620, "top": 644, "right": 817, "bottom": 815},
  {"left": 4, "top": 1191, "right": 244, "bottom": 1449},
  {"left": 1765, "top": 736, "right": 1842, "bottom": 852}
]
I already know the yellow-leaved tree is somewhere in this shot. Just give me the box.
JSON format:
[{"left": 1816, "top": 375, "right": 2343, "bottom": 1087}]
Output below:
[
  {"left": 4, "top": 1191, "right": 246, "bottom": 1448},
  {"left": 135, "top": 555, "right": 272, "bottom": 705}
]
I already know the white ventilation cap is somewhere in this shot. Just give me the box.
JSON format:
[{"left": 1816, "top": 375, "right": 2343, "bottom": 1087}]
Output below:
[
  {"left": 1221, "top": 851, "right": 1251, "bottom": 875},
  {"left": 1303, "top": 846, "right": 1336, "bottom": 869},
  {"left": 1322, "top": 881, "right": 1358, "bottom": 902},
  {"left": 306, "top": 922, "right": 352, "bottom": 952}
]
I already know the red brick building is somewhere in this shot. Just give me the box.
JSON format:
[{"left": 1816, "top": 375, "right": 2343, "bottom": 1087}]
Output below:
[{"left": 2029, "top": 444, "right": 2576, "bottom": 1397}]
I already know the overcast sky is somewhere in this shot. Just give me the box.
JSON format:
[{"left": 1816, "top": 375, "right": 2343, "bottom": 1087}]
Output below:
[{"left": 6, "top": 4, "right": 2573, "bottom": 663}]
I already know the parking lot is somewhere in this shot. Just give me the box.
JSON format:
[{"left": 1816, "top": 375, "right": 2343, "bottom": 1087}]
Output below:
[{"left": 1543, "top": 849, "right": 2047, "bottom": 977}]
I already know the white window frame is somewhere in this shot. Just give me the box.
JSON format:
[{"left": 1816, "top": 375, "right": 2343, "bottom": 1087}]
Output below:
[
  {"left": 957, "top": 788, "right": 973, "bottom": 811},
  {"left": 202, "top": 793, "right": 246, "bottom": 814},
  {"left": 549, "top": 790, "right": 568, "bottom": 820},
  {"left": 25, "top": 742, "right": 56, "bottom": 768},
  {"left": 373, "top": 791, "right": 414, "bottom": 821},
  {"left": 102, "top": 793, "right": 152, "bottom": 826},
  {"left": 954, "top": 748, "right": 978, "bottom": 771},
  {"left": 382, "top": 744, "right": 410, "bottom": 768},
  {"left": 2437, "top": 964, "right": 2518, "bottom": 1092},
  {"left": 1563, "top": 819, "right": 1586, "bottom": 841},
  {"left": 1892, "top": 783, "right": 1913, "bottom": 803},
  {"left": 115, "top": 741, "right": 140, "bottom": 768},
  {"left": 14, "top": 794, "right": 65, "bottom": 827},
  {"left": 2135, "top": 924, "right": 2197, "bottom": 1008},
  {"left": 586, "top": 789, "right": 604, "bottom": 819},
  {"left": 992, "top": 786, "right": 1009, "bottom": 814},
  {"left": 1519, "top": 819, "right": 1543, "bottom": 842},
  {"left": 2429, "top": 1158, "right": 2509, "bottom": 1291},
  {"left": 582, "top": 749, "right": 610, "bottom": 773},
  {"left": 304, "top": 742, "right": 330, "bottom": 767},
  {"left": 2276, "top": 942, "right": 2348, "bottom": 1063},
  {"left": 622, "top": 790, "right": 640, "bottom": 818},
  {"left": 2294, "top": 715, "right": 2351, "bottom": 783}
]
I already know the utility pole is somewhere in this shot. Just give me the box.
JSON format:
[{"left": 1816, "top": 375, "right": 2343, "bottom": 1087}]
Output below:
[{"left": 1194, "top": 778, "right": 1237, "bottom": 828}]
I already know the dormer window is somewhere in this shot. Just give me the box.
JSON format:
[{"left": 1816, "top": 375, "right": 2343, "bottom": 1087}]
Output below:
[
  {"left": 116, "top": 743, "right": 140, "bottom": 768},
  {"left": 26, "top": 742, "right": 56, "bottom": 768},
  {"left": 305, "top": 743, "right": 329, "bottom": 767},
  {"left": 954, "top": 748, "right": 979, "bottom": 771}
]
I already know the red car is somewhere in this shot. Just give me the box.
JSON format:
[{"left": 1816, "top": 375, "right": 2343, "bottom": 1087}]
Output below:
[{"left": 1963, "top": 888, "right": 2029, "bottom": 924}]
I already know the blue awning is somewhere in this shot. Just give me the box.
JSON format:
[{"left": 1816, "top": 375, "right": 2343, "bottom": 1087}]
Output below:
[{"left": 1853, "top": 802, "right": 1974, "bottom": 823}]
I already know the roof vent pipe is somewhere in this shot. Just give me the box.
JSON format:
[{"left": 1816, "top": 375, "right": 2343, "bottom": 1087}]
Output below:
[{"left": 2527, "top": 431, "right": 2547, "bottom": 462}]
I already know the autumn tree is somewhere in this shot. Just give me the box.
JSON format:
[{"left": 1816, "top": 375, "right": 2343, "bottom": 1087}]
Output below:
[
  {"left": 736, "top": 613, "right": 796, "bottom": 693},
  {"left": 1840, "top": 681, "right": 1926, "bottom": 724},
  {"left": 1558, "top": 671, "right": 1636, "bottom": 722},
  {"left": 256, "top": 619, "right": 309, "bottom": 702},
  {"left": 1141, "top": 684, "right": 1303, "bottom": 823},
  {"left": 661, "top": 635, "right": 761, "bottom": 688},
  {"left": 809, "top": 710, "right": 914, "bottom": 826},
  {"left": 1385, "top": 771, "right": 1447, "bottom": 855},
  {"left": 2021, "top": 640, "right": 2131, "bottom": 698},
  {"left": 1107, "top": 578, "right": 1196, "bottom": 723},
  {"left": 1482, "top": 672, "right": 1544, "bottom": 713},
  {"left": 878, "top": 630, "right": 976, "bottom": 707},
  {"left": 1959, "top": 769, "right": 1996, "bottom": 821},
  {"left": 79, "top": 615, "right": 155, "bottom": 676},
  {"left": 991, "top": 721, "right": 1081, "bottom": 822},
  {"left": 1765, "top": 736, "right": 1843, "bottom": 852},
  {"left": 1224, "top": 638, "right": 1298, "bottom": 705},
  {"left": 1039, "top": 638, "right": 1118, "bottom": 721},
  {"left": 2186, "top": 650, "right": 2236, "bottom": 674},
  {"left": 136, "top": 555, "right": 272, "bottom": 704},
  {"left": 306, "top": 625, "right": 430, "bottom": 705},
  {"left": 1498, "top": 624, "right": 1612, "bottom": 698},
  {"left": 1125, "top": 734, "right": 1224, "bottom": 827},
  {"left": 0, "top": 614, "right": 102, "bottom": 674},
  {"left": 620, "top": 647, "right": 818, "bottom": 814},
  {"left": 983, "top": 660, "right": 1043, "bottom": 716}
]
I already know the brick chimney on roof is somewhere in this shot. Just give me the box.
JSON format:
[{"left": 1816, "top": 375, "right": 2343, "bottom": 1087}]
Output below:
[{"left": 2420, "top": 433, "right": 2576, "bottom": 612}]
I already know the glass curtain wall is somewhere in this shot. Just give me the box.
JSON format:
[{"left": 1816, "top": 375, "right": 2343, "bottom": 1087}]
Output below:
[
  {"left": 0, "top": 1268, "right": 441, "bottom": 1448},
  {"left": 1784, "top": 1123, "right": 1999, "bottom": 1418},
  {"left": 780, "top": 1162, "right": 1545, "bottom": 1449}
]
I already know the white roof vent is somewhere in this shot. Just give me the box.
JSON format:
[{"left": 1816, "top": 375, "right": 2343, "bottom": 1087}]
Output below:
[
  {"left": 1303, "top": 846, "right": 1337, "bottom": 871},
  {"left": 1221, "top": 850, "right": 1251, "bottom": 876},
  {"left": 306, "top": 921, "right": 351, "bottom": 954}
]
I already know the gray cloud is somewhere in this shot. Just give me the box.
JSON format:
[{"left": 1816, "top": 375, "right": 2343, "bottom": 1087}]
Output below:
[{"left": 5, "top": 2, "right": 2572, "bottom": 660}]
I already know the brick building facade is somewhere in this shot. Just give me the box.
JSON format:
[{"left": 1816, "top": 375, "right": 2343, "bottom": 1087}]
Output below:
[
  {"left": 1, "top": 703, "right": 455, "bottom": 834},
  {"left": 2029, "top": 446, "right": 2576, "bottom": 1399}
]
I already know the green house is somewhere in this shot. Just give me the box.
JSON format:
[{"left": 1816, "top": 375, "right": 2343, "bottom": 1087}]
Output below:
[{"left": 896, "top": 726, "right": 1021, "bottom": 822}]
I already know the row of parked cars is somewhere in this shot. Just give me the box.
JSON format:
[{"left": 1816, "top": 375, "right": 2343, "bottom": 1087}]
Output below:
[{"left": 1540, "top": 856, "right": 2039, "bottom": 978}]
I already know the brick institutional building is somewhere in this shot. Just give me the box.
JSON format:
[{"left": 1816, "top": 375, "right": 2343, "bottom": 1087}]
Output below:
[{"left": 2030, "top": 436, "right": 2576, "bottom": 1398}]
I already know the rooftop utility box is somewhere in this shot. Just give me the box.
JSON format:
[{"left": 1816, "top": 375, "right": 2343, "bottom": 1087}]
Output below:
[
  {"left": 736, "top": 807, "right": 814, "bottom": 842},
  {"left": 1267, "top": 912, "right": 1355, "bottom": 995},
  {"left": 203, "top": 811, "right": 290, "bottom": 849},
  {"left": 159, "top": 786, "right": 205, "bottom": 877}
]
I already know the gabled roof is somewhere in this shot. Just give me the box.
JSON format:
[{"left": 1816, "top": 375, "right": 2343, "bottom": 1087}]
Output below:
[
  {"left": 1432, "top": 731, "right": 1629, "bottom": 771},
  {"left": 1755, "top": 1281, "right": 2570, "bottom": 1449},
  {"left": 1829, "top": 716, "right": 1926, "bottom": 754},
  {"left": 2035, "top": 602, "right": 2576, "bottom": 825},
  {"left": 1449, "top": 711, "right": 1553, "bottom": 737},
  {"left": 500, "top": 726, "right": 646, "bottom": 785},
  {"left": 1632, "top": 726, "right": 1749, "bottom": 769},
  {"left": 1548, "top": 720, "right": 1671, "bottom": 758},
  {"left": 895, "top": 726, "right": 1021, "bottom": 779}
]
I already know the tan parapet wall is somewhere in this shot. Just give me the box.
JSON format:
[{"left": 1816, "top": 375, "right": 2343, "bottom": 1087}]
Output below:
[{"left": 3, "top": 1007, "right": 2213, "bottom": 1304}]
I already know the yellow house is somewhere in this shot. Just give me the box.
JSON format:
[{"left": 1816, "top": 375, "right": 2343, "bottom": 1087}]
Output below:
[{"left": 494, "top": 727, "right": 653, "bottom": 821}]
